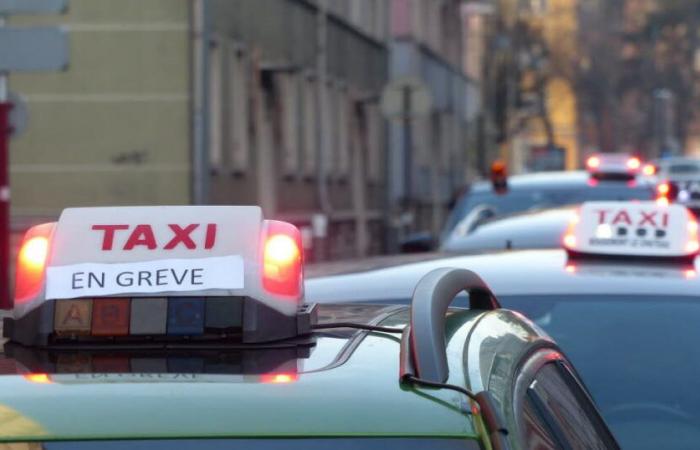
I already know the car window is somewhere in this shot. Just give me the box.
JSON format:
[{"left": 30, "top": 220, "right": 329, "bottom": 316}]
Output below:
[
  {"left": 521, "top": 393, "right": 560, "bottom": 450},
  {"left": 500, "top": 294, "right": 700, "bottom": 450},
  {"left": 444, "top": 184, "right": 654, "bottom": 236},
  {"left": 37, "top": 438, "right": 481, "bottom": 450},
  {"left": 669, "top": 164, "right": 700, "bottom": 174},
  {"left": 526, "top": 363, "right": 612, "bottom": 450}
]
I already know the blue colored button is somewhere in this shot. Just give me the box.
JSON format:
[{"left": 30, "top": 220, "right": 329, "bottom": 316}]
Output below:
[{"left": 167, "top": 297, "right": 205, "bottom": 335}]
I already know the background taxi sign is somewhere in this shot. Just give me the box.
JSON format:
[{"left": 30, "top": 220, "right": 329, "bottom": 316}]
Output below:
[{"left": 563, "top": 201, "right": 700, "bottom": 258}]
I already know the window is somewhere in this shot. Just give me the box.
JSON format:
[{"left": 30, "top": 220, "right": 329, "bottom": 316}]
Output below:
[
  {"left": 37, "top": 438, "right": 482, "bottom": 450},
  {"left": 277, "top": 72, "right": 301, "bottom": 176},
  {"left": 335, "top": 86, "right": 350, "bottom": 179},
  {"left": 302, "top": 75, "right": 317, "bottom": 178},
  {"left": 228, "top": 43, "right": 250, "bottom": 174},
  {"left": 522, "top": 361, "right": 616, "bottom": 450},
  {"left": 500, "top": 294, "right": 700, "bottom": 450},
  {"left": 521, "top": 394, "right": 559, "bottom": 450},
  {"left": 365, "top": 104, "right": 383, "bottom": 183},
  {"left": 324, "top": 81, "right": 336, "bottom": 180}
]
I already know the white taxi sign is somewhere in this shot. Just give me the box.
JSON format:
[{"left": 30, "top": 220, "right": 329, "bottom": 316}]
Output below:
[
  {"left": 13, "top": 206, "right": 304, "bottom": 319},
  {"left": 564, "top": 201, "right": 699, "bottom": 258}
]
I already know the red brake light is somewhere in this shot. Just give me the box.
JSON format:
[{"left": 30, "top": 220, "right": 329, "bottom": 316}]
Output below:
[
  {"left": 15, "top": 223, "right": 54, "bottom": 305},
  {"left": 586, "top": 156, "right": 600, "bottom": 170},
  {"left": 562, "top": 210, "right": 579, "bottom": 249},
  {"left": 626, "top": 157, "right": 641, "bottom": 170},
  {"left": 262, "top": 221, "right": 303, "bottom": 298},
  {"left": 657, "top": 182, "right": 670, "bottom": 196},
  {"left": 686, "top": 212, "right": 699, "bottom": 255}
]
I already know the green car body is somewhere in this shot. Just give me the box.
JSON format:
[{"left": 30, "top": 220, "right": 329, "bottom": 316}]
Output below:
[{"left": 0, "top": 304, "right": 613, "bottom": 449}]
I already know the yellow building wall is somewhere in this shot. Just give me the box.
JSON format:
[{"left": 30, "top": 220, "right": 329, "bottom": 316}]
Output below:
[
  {"left": 525, "top": 0, "right": 580, "bottom": 170},
  {"left": 8, "top": 0, "right": 191, "bottom": 220}
]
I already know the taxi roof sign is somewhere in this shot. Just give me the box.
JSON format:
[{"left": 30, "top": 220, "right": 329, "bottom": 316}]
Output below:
[
  {"left": 563, "top": 201, "right": 699, "bottom": 259},
  {"left": 6, "top": 206, "right": 312, "bottom": 347}
]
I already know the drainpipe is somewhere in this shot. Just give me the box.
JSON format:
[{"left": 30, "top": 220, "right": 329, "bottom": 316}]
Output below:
[
  {"left": 191, "top": 0, "right": 210, "bottom": 205},
  {"left": 314, "top": 0, "right": 331, "bottom": 260}
]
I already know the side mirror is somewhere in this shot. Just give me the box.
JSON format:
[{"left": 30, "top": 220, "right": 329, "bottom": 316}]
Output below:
[{"left": 399, "top": 232, "right": 435, "bottom": 253}]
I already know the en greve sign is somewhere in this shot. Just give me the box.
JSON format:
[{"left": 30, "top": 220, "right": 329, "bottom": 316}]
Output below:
[{"left": 46, "top": 255, "right": 244, "bottom": 299}]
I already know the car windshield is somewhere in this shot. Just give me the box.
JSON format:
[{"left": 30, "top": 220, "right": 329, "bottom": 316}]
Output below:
[
  {"left": 443, "top": 184, "right": 654, "bottom": 236},
  {"left": 498, "top": 294, "right": 700, "bottom": 450},
  {"left": 669, "top": 164, "right": 700, "bottom": 174},
  {"left": 26, "top": 439, "right": 479, "bottom": 450}
]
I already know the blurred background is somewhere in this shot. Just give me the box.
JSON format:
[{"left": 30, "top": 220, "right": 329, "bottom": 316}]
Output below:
[{"left": 5, "top": 0, "right": 700, "bottom": 262}]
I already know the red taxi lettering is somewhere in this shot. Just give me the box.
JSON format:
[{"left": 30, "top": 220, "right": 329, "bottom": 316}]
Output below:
[
  {"left": 164, "top": 224, "right": 198, "bottom": 250},
  {"left": 92, "top": 224, "right": 218, "bottom": 250},
  {"left": 595, "top": 209, "right": 611, "bottom": 224},
  {"left": 91, "top": 224, "right": 129, "bottom": 250},
  {"left": 639, "top": 211, "right": 657, "bottom": 227},
  {"left": 611, "top": 210, "right": 632, "bottom": 225},
  {"left": 594, "top": 209, "right": 670, "bottom": 227},
  {"left": 124, "top": 225, "right": 157, "bottom": 250},
  {"left": 205, "top": 224, "right": 217, "bottom": 249}
]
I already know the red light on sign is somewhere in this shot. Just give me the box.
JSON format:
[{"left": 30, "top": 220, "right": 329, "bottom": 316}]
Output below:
[
  {"left": 23, "top": 373, "right": 51, "bottom": 384},
  {"left": 562, "top": 209, "right": 579, "bottom": 250},
  {"left": 19, "top": 237, "right": 48, "bottom": 271},
  {"left": 563, "top": 234, "right": 576, "bottom": 249},
  {"left": 491, "top": 160, "right": 507, "bottom": 176},
  {"left": 260, "top": 373, "right": 298, "bottom": 384},
  {"left": 15, "top": 223, "right": 55, "bottom": 305},
  {"left": 686, "top": 211, "right": 699, "bottom": 256},
  {"left": 262, "top": 221, "right": 303, "bottom": 298}
]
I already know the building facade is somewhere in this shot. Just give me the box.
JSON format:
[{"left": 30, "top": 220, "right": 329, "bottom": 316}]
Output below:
[
  {"left": 387, "top": 0, "right": 477, "bottom": 246},
  {"left": 8, "top": 0, "right": 391, "bottom": 261}
]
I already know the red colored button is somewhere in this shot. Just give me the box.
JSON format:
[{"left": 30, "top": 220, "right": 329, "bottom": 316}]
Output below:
[{"left": 91, "top": 298, "right": 130, "bottom": 336}]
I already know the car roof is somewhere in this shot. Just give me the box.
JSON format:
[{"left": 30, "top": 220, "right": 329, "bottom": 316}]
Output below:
[
  {"left": 305, "top": 249, "right": 700, "bottom": 303},
  {"left": 441, "top": 206, "right": 573, "bottom": 252},
  {"left": 469, "top": 170, "right": 652, "bottom": 193},
  {"left": 0, "top": 304, "right": 478, "bottom": 442},
  {"left": 658, "top": 157, "right": 700, "bottom": 166}
]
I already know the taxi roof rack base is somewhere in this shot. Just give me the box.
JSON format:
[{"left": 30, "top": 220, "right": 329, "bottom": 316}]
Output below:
[
  {"left": 3, "top": 301, "right": 54, "bottom": 347},
  {"left": 4, "top": 300, "right": 318, "bottom": 348}
]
